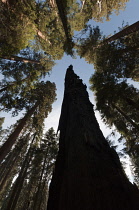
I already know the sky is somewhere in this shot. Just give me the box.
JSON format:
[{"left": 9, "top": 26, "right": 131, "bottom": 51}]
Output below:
[
  {"left": 1, "top": 0, "right": 139, "bottom": 180},
  {"left": 44, "top": 0, "right": 139, "bottom": 134}
]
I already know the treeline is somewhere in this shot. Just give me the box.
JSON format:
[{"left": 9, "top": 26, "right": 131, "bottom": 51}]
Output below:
[{"left": 0, "top": 127, "right": 58, "bottom": 210}]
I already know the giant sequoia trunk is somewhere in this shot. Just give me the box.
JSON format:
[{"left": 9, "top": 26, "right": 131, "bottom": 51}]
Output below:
[
  {"left": 0, "top": 101, "right": 39, "bottom": 163},
  {"left": 47, "top": 65, "right": 139, "bottom": 210}
]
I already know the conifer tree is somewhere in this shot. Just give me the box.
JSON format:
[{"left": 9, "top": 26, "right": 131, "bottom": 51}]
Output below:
[
  {"left": 0, "top": 81, "right": 56, "bottom": 163},
  {"left": 77, "top": 23, "right": 139, "bottom": 81},
  {"left": 90, "top": 71, "right": 139, "bottom": 184},
  {"left": 90, "top": 71, "right": 139, "bottom": 148},
  {"left": 0, "top": 128, "right": 58, "bottom": 210}
]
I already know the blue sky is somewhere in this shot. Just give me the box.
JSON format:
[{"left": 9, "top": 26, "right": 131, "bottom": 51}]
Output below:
[
  {"left": 1, "top": 0, "right": 139, "bottom": 135},
  {"left": 44, "top": 0, "right": 139, "bottom": 134}
]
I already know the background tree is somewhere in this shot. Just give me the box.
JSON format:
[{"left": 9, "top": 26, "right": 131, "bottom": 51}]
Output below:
[
  {"left": 0, "top": 80, "right": 56, "bottom": 163},
  {"left": 90, "top": 71, "right": 139, "bottom": 183},
  {"left": 77, "top": 23, "right": 139, "bottom": 81},
  {"left": 0, "top": 128, "right": 58, "bottom": 210}
]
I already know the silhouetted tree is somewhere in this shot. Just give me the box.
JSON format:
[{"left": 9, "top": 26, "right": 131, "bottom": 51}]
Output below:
[{"left": 47, "top": 66, "right": 139, "bottom": 210}]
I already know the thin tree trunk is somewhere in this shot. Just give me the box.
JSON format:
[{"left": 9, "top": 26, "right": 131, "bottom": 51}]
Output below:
[
  {"left": 93, "top": 21, "right": 139, "bottom": 51},
  {"left": 38, "top": 181, "right": 48, "bottom": 210},
  {"left": 37, "top": 30, "right": 51, "bottom": 45},
  {"left": 0, "top": 55, "right": 40, "bottom": 64},
  {"left": 103, "top": 21, "right": 139, "bottom": 44},
  {"left": 5, "top": 140, "right": 34, "bottom": 210},
  {"left": 33, "top": 152, "right": 48, "bottom": 210},
  {"left": 0, "top": 101, "right": 39, "bottom": 163},
  {"left": 80, "top": 0, "right": 86, "bottom": 12},
  {"left": 0, "top": 150, "right": 13, "bottom": 179},
  {"left": 0, "top": 86, "right": 9, "bottom": 93},
  {"left": 112, "top": 103, "right": 139, "bottom": 130}
]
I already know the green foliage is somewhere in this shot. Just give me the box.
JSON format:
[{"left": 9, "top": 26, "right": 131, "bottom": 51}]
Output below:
[
  {"left": 0, "top": 1, "right": 36, "bottom": 55},
  {"left": 77, "top": 25, "right": 139, "bottom": 81},
  {"left": 90, "top": 71, "right": 139, "bottom": 171},
  {"left": 76, "top": 26, "right": 103, "bottom": 63},
  {"left": 0, "top": 48, "right": 56, "bottom": 115},
  {"left": 0, "top": 127, "right": 58, "bottom": 210}
]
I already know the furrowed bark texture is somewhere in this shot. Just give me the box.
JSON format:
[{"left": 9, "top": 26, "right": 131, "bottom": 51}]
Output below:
[{"left": 47, "top": 65, "right": 139, "bottom": 210}]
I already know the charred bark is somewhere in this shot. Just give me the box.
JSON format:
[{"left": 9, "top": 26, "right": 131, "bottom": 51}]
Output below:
[{"left": 47, "top": 65, "right": 139, "bottom": 210}]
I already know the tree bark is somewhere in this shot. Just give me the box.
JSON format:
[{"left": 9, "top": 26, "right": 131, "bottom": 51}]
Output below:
[
  {"left": 0, "top": 135, "right": 28, "bottom": 192},
  {"left": 0, "top": 153, "right": 19, "bottom": 192},
  {"left": 36, "top": 30, "right": 51, "bottom": 45},
  {"left": 55, "top": 0, "right": 71, "bottom": 42},
  {"left": 0, "top": 101, "right": 39, "bottom": 163},
  {"left": 103, "top": 21, "right": 139, "bottom": 44},
  {"left": 112, "top": 103, "right": 139, "bottom": 131},
  {"left": 5, "top": 141, "right": 34, "bottom": 210},
  {"left": 0, "top": 55, "right": 40, "bottom": 64},
  {"left": 80, "top": 0, "right": 86, "bottom": 13},
  {"left": 33, "top": 151, "right": 48, "bottom": 210},
  {"left": 47, "top": 65, "right": 139, "bottom": 210}
]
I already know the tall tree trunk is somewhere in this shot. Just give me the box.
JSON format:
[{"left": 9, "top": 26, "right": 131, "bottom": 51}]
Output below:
[
  {"left": 55, "top": 0, "right": 71, "bottom": 42},
  {"left": 47, "top": 65, "right": 139, "bottom": 210},
  {"left": 5, "top": 140, "right": 34, "bottom": 210},
  {"left": 0, "top": 134, "right": 29, "bottom": 192},
  {"left": 33, "top": 151, "right": 48, "bottom": 210},
  {"left": 0, "top": 154, "right": 19, "bottom": 193},
  {"left": 0, "top": 150, "right": 13, "bottom": 179},
  {"left": 0, "top": 101, "right": 39, "bottom": 163}
]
